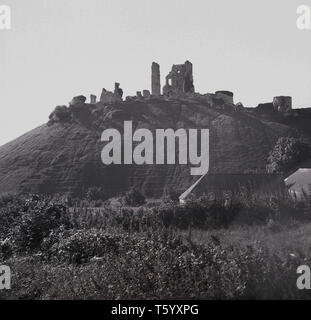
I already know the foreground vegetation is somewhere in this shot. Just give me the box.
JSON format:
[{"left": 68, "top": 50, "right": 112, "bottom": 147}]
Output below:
[{"left": 1, "top": 189, "right": 311, "bottom": 300}]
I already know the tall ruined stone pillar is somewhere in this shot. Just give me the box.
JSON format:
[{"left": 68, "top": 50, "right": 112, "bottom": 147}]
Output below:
[
  {"left": 151, "top": 62, "right": 161, "bottom": 96},
  {"left": 183, "top": 60, "right": 194, "bottom": 93}
]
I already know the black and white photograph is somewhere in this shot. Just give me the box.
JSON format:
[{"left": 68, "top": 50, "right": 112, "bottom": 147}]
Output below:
[{"left": 1, "top": 0, "right": 311, "bottom": 306}]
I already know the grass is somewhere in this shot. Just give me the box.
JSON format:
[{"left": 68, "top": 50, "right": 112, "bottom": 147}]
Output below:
[{"left": 186, "top": 223, "right": 311, "bottom": 261}]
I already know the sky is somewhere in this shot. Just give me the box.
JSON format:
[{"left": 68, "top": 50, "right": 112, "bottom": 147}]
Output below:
[{"left": 1, "top": 0, "right": 311, "bottom": 146}]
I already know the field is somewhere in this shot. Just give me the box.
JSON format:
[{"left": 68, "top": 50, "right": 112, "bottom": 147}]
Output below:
[{"left": 1, "top": 190, "right": 311, "bottom": 300}]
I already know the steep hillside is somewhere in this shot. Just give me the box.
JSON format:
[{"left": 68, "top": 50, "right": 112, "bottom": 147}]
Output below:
[{"left": 0, "top": 98, "right": 308, "bottom": 197}]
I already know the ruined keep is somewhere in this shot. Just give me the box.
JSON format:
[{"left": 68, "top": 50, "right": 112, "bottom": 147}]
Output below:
[
  {"left": 151, "top": 62, "right": 161, "bottom": 96},
  {"left": 163, "top": 61, "right": 195, "bottom": 98},
  {"left": 257, "top": 96, "right": 293, "bottom": 114},
  {"left": 273, "top": 96, "right": 292, "bottom": 113}
]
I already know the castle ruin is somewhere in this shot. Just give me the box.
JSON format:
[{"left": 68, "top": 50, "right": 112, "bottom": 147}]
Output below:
[
  {"left": 214, "top": 91, "right": 234, "bottom": 105},
  {"left": 273, "top": 96, "right": 292, "bottom": 113},
  {"left": 100, "top": 82, "right": 124, "bottom": 104},
  {"left": 162, "top": 61, "right": 195, "bottom": 98},
  {"left": 68, "top": 60, "right": 293, "bottom": 114},
  {"left": 257, "top": 96, "right": 292, "bottom": 114}
]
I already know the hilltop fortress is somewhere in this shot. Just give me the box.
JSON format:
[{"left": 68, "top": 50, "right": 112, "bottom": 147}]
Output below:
[
  {"left": 48, "top": 61, "right": 297, "bottom": 129},
  {"left": 84, "top": 60, "right": 292, "bottom": 114},
  {"left": 85, "top": 61, "right": 238, "bottom": 107},
  {"left": 5, "top": 60, "right": 310, "bottom": 197}
]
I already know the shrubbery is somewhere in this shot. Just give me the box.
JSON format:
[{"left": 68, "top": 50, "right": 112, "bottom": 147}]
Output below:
[
  {"left": 0, "top": 195, "right": 71, "bottom": 257},
  {"left": 1, "top": 190, "right": 311, "bottom": 299},
  {"left": 3, "top": 228, "right": 311, "bottom": 300},
  {"left": 49, "top": 105, "right": 71, "bottom": 123},
  {"left": 267, "top": 137, "right": 310, "bottom": 173},
  {"left": 156, "top": 197, "right": 240, "bottom": 230},
  {"left": 69, "top": 189, "right": 311, "bottom": 232},
  {"left": 41, "top": 229, "right": 121, "bottom": 264},
  {"left": 123, "top": 188, "right": 146, "bottom": 207}
]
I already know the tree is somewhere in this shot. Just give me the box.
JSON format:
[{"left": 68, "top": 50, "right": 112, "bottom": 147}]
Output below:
[{"left": 267, "top": 137, "right": 310, "bottom": 173}]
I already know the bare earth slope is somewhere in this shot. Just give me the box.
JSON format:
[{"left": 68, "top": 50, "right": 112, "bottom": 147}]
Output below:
[{"left": 0, "top": 99, "right": 306, "bottom": 197}]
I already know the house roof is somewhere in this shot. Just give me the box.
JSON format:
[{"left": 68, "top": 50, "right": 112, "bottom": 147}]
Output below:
[
  {"left": 285, "top": 168, "right": 311, "bottom": 194},
  {"left": 179, "top": 173, "right": 285, "bottom": 201},
  {"left": 179, "top": 173, "right": 207, "bottom": 202}
]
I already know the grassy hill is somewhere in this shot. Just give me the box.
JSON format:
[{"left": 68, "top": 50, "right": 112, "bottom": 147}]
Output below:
[{"left": 0, "top": 98, "right": 309, "bottom": 197}]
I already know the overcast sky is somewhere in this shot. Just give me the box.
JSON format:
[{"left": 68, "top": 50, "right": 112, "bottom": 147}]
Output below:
[{"left": 1, "top": 0, "right": 311, "bottom": 146}]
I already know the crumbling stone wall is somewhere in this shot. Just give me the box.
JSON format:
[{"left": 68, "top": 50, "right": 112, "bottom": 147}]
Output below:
[
  {"left": 114, "top": 82, "right": 123, "bottom": 100},
  {"left": 257, "top": 96, "right": 292, "bottom": 114},
  {"left": 273, "top": 96, "right": 292, "bottom": 113},
  {"left": 163, "top": 61, "right": 195, "bottom": 98},
  {"left": 214, "top": 91, "right": 234, "bottom": 105},
  {"left": 235, "top": 102, "right": 245, "bottom": 111},
  {"left": 100, "top": 83, "right": 123, "bottom": 104},
  {"left": 143, "top": 90, "right": 151, "bottom": 99}
]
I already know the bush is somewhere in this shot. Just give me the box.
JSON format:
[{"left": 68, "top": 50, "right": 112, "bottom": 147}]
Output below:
[
  {"left": 0, "top": 237, "right": 14, "bottom": 260},
  {"left": 0, "top": 198, "right": 23, "bottom": 237},
  {"left": 5, "top": 229, "right": 310, "bottom": 300},
  {"left": 2, "top": 193, "right": 311, "bottom": 299},
  {"left": 267, "top": 137, "right": 310, "bottom": 173},
  {"left": 124, "top": 188, "right": 146, "bottom": 207},
  {"left": 49, "top": 105, "right": 71, "bottom": 123},
  {"left": 42, "top": 229, "right": 121, "bottom": 264},
  {"left": 12, "top": 196, "right": 71, "bottom": 253}
]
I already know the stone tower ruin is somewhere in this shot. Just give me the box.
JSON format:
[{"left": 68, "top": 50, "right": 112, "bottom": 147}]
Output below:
[
  {"left": 151, "top": 62, "right": 161, "bottom": 96},
  {"left": 273, "top": 96, "right": 292, "bottom": 113},
  {"left": 163, "top": 61, "right": 195, "bottom": 98}
]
